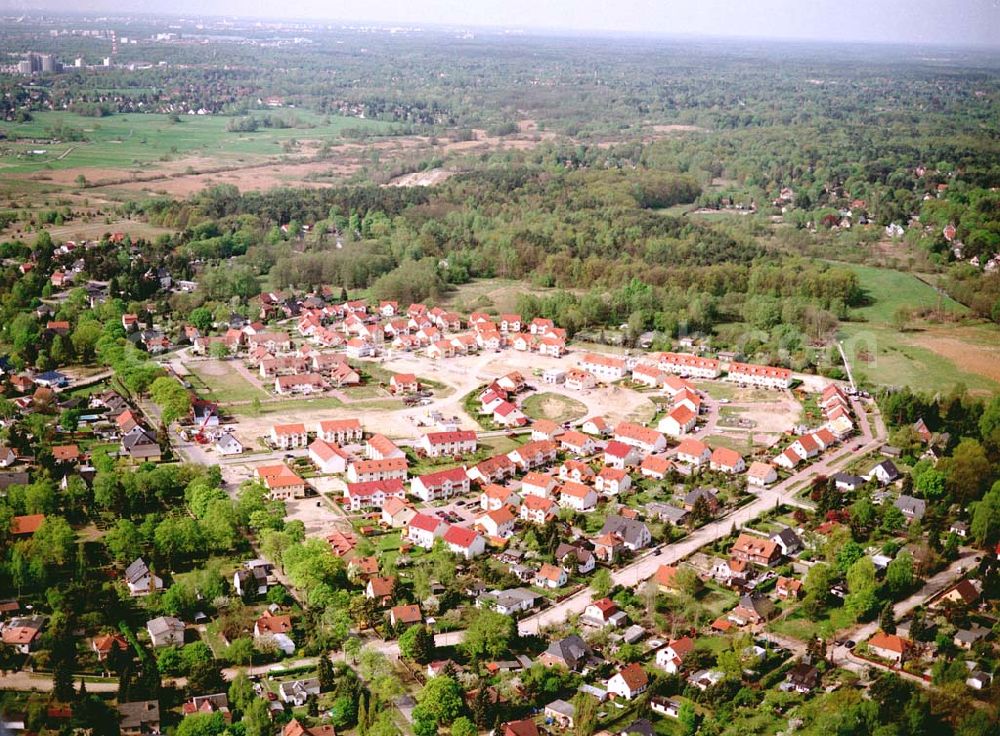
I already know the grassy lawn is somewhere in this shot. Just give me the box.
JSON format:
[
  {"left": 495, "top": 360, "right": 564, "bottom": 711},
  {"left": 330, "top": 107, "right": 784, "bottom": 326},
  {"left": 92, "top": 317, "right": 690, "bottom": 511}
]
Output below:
[
  {"left": 521, "top": 392, "right": 588, "bottom": 424},
  {"left": 187, "top": 362, "right": 268, "bottom": 403},
  {"left": 703, "top": 433, "right": 755, "bottom": 452},
  {"left": 768, "top": 604, "right": 855, "bottom": 642},
  {"left": 228, "top": 396, "right": 347, "bottom": 417},
  {"left": 0, "top": 110, "right": 396, "bottom": 176}
]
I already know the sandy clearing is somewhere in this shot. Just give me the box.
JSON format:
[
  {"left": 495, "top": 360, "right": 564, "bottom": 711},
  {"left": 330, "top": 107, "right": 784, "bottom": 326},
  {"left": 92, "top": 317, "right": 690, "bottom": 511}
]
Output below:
[
  {"left": 909, "top": 328, "right": 1000, "bottom": 384},
  {"left": 386, "top": 168, "right": 456, "bottom": 187}
]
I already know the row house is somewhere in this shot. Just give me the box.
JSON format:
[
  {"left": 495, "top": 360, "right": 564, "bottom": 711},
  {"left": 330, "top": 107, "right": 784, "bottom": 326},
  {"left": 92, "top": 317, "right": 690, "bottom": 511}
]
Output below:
[
  {"left": 411, "top": 467, "right": 471, "bottom": 502},
  {"left": 347, "top": 457, "right": 409, "bottom": 484},
  {"left": 656, "top": 352, "right": 721, "bottom": 379},
  {"left": 247, "top": 332, "right": 293, "bottom": 353},
  {"left": 726, "top": 362, "right": 793, "bottom": 390},
  {"left": 614, "top": 421, "right": 667, "bottom": 454},
  {"left": 366, "top": 434, "right": 404, "bottom": 460},
  {"left": 275, "top": 374, "right": 328, "bottom": 395},
  {"left": 260, "top": 356, "right": 310, "bottom": 378},
  {"left": 632, "top": 363, "right": 669, "bottom": 388},
  {"left": 579, "top": 353, "right": 627, "bottom": 382},
  {"left": 344, "top": 479, "right": 406, "bottom": 511},
  {"left": 468, "top": 454, "right": 517, "bottom": 486},
  {"left": 271, "top": 423, "right": 308, "bottom": 449},
  {"left": 508, "top": 440, "right": 558, "bottom": 470},
  {"left": 419, "top": 430, "right": 478, "bottom": 458},
  {"left": 316, "top": 418, "right": 363, "bottom": 444}
]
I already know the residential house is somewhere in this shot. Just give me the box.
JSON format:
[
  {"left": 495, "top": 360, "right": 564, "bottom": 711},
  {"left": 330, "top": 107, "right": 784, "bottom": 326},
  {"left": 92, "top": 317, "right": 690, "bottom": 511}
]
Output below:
[
  {"left": 146, "top": 616, "right": 185, "bottom": 647},
  {"left": 443, "top": 526, "right": 486, "bottom": 559},
  {"left": 655, "top": 636, "right": 695, "bottom": 674},
  {"left": 729, "top": 594, "right": 776, "bottom": 625},
  {"left": 709, "top": 447, "right": 745, "bottom": 474},
  {"left": 607, "top": 663, "right": 649, "bottom": 700},
  {"left": 407, "top": 513, "right": 448, "bottom": 549},
  {"left": 675, "top": 438, "right": 711, "bottom": 467},
  {"left": 308, "top": 439, "right": 350, "bottom": 474},
  {"left": 390, "top": 604, "right": 423, "bottom": 628},
  {"left": 640, "top": 454, "right": 673, "bottom": 480},
  {"left": 658, "top": 405, "right": 697, "bottom": 437},
  {"left": 539, "top": 634, "right": 592, "bottom": 671},
  {"left": 118, "top": 701, "right": 161, "bottom": 736},
  {"left": 279, "top": 679, "right": 321, "bottom": 706},
  {"left": 746, "top": 462, "right": 777, "bottom": 487},
  {"left": 785, "top": 663, "right": 820, "bottom": 693},
  {"left": 316, "top": 418, "right": 363, "bottom": 444},
  {"left": 345, "top": 479, "right": 407, "bottom": 512},
  {"left": 555, "top": 543, "right": 596, "bottom": 575},
  {"left": 604, "top": 440, "right": 641, "bottom": 470},
  {"left": 124, "top": 558, "right": 163, "bottom": 597},
  {"left": 559, "top": 481, "right": 599, "bottom": 512},
  {"left": 411, "top": 467, "right": 470, "bottom": 502},
  {"left": 582, "top": 598, "right": 628, "bottom": 628},
  {"left": 894, "top": 494, "right": 926, "bottom": 523},
  {"left": 270, "top": 423, "right": 308, "bottom": 450},
  {"left": 614, "top": 421, "right": 667, "bottom": 454},
  {"left": 866, "top": 460, "right": 901, "bottom": 485},
  {"left": 775, "top": 577, "right": 804, "bottom": 600},
  {"left": 579, "top": 353, "right": 627, "bottom": 382},
  {"left": 521, "top": 495, "right": 557, "bottom": 524},
  {"left": 868, "top": 632, "right": 911, "bottom": 663},
  {"left": 599, "top": 515, "right": 651, "bottom": 551},
  {"left": 770, "top": 528, "right": 803, "bottom": 557},
  {"left": 420, "top": 430, "right": 477, "bottom": 458},
  {"left": 726, "top": 362, "right": 792, "bottom": 390},
  {"left": 595, "top": 467, "right": 631, "bottom": 496},
  {"left": 479, "top": 506, "right": 516, "bottom": 538},
  {"left": 535, "top": 563, "right": 568, "bottom": 589},
  {"left": 731, "top": 534, "right": 782, "bottom": 566}
]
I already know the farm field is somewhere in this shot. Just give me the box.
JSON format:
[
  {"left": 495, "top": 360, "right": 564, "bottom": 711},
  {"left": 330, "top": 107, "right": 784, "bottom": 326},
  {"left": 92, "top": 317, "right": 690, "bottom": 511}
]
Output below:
[{"left": 838, "top": 264, "right": 999, "bottom": 393}]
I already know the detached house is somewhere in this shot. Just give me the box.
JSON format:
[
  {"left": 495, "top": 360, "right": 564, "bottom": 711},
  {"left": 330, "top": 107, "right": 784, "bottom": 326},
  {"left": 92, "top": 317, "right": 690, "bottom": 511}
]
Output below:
[
  {"left": 731, "top": 534, "right": 782, "bottom": 567},
  {"left": 675, "top": 438, "right": 711, "bottom": 467},
  {"left": 124, "top": 558, "right": 162, "bottom": 597},
  {"left": 607, "top": 663, "right": 649, "bottom": 700},
  {"left": 407, "top": 513, "right": 448, "bottom": 549},
  {"left": 443, "top": 526, "right": 486, "bottom": 559}
]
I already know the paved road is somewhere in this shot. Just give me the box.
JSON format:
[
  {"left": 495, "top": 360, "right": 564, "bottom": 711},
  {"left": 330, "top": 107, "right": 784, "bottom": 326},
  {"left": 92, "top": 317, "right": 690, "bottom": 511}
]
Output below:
[
  {"left": 829, "top": 549, "right": 979, "bottom": 684},
  {"left": 517, "top": 401, "right": 885, "bottom": 636},
  {"left": 0, "top": 671, "right": 119, "bottom": 693}
]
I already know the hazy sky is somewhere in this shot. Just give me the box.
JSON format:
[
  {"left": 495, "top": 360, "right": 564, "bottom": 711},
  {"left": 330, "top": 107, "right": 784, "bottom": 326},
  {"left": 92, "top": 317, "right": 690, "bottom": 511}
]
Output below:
[{"left": 6, "top": 0, "right": 1000, "bottom": 47}]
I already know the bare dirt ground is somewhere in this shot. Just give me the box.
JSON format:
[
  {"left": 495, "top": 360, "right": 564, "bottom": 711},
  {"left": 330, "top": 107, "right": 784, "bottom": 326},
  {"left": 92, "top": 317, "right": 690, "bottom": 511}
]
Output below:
[
  {"left": 386, "top": 168, "right": 455, "bottom": 187},
  {"left": 909, "top": 326, "right": 1000, "bottom": 384},
  {"left": 207, "top": 348, "right": 657, "bottom": 448}
]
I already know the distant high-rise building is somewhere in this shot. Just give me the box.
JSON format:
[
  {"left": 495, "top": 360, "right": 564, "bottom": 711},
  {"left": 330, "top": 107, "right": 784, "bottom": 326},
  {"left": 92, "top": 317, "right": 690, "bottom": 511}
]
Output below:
[
  {"left": 17, "top": 59, "right": 32, "bottom": 75},
  {"left": 40, "top": 54, "right": 55, "bottom": 73},
  {"left": 74, "top": 57, "right": 84, "bottom": 67}
]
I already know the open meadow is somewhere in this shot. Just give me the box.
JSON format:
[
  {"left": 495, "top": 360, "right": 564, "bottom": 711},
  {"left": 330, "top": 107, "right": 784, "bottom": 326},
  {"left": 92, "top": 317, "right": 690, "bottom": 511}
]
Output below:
[{"left": 837, "top": 264, "right": 1000, "bottom": 394}]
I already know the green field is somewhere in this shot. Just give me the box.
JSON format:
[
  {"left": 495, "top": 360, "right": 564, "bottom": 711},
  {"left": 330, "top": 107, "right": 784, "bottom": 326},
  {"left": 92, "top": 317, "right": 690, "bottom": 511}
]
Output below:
[
  {"left": 521, "top": 392, "right": 588, "bottom": 424},
  {"left": 0, "top": 109, "right": 396, "bottom": 176},
  {"left": 187, "top": 361, "right": 268, "bottom": 404},
  {"left": 838, "top": 264, "right": 999, "bottom": 394}
]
